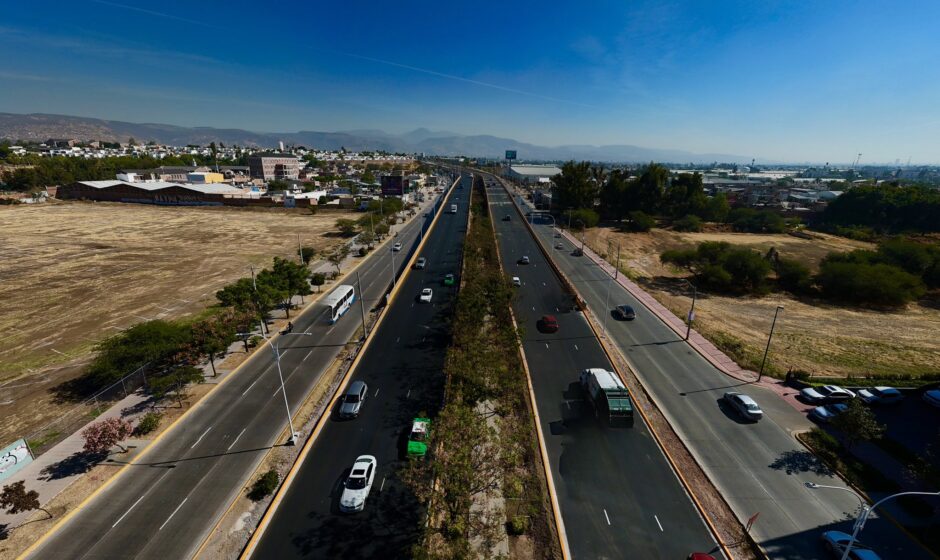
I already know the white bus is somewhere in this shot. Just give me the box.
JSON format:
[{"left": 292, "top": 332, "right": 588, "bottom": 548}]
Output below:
[{"left": 324, "top": 285, "right": 356, "bottom": 324}]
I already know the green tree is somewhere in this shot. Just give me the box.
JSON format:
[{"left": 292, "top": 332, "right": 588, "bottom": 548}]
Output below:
[
  {"left": 625, "top": 210, "right": 655, "bottom": 232},
  {"left": 663, "top": 172, "right": 707, "bottom": 218},
  {"left": 704, "top": 193, "right": 731, "bottom": 222},
  {"left": 82, "top": 320, "right": 192, "bottom": 390},
  {"left": 628, "top": 163, "right": 668, "bottom": 214},
  {"left": 298, "top": 246, "right": 317, "bottom": 265},
  {"left": 272, "top": 256, "right": 314, "bottom": 306},
  {"left": 310, "top": 272, "right": 327, "bottom": 293},
  {"left": 189, "top": 312, "right": 236, "bottom": 376},
  {"left": 553, "top": 161, "right": 597, "bottom": 211},
  {"left": 831, "top": 398, "right": 885, "bottom": 449},
  {"left": 569, "top": 208, "right": 599, "bottom": 229},
  {"left": 0, "top": 481, "right": 50, "bottom": 519},
  {"left": 336, "top": 218, "right": 359, "bottom": 237},
  {"left": 599, "top": 169, "right": 630, "bottom": 220},
  {"left": 328, "top": 245, "right": 350, "bottom": 274},
  {"left": 673, "top": 214, "right": 703, "bottom": 232},
  {"left": 816, "top": 260, "right": 925, "bottom": 307},
  {"left": 775, "top": 257, "right": 812, "bottom": 294}
]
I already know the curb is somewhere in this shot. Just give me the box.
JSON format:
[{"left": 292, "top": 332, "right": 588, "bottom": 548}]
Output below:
[{"left": 239, "top": 176, "right": 461, "bottom": 559}]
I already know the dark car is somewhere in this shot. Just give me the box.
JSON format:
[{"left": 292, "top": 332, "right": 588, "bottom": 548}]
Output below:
[
  {"left": 339, "top": 380, "right": 368, "bottom": 418},
  {"left": 503, "top": 215, "right": 511, "bottom": 221},
  {"left": 614, "top": 305, "right": 636, "bottom": 320},
  {"left": 537, "top": 315, "right": 559, "bottom": 333},
  {"left": 518, "top": 256, "right": 530, "bottom": 265}
]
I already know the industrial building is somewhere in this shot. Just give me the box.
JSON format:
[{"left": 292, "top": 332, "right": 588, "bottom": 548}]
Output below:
[
  {"left": 248, "top": 153, "right": 300, "bottom": 181},
  {"left": 504, "top": 164, "right": 562, "bottom": 185},
  {"left": 56, "top": 180, "right": 302, "bottom": 207}
]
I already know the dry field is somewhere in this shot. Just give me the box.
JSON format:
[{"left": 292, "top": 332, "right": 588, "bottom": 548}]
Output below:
[
  {"left": 0, "top": 201, "right": 354, "bottom": 443},
  {"left": 583, "top": 227, "right": 940, "bottom": 380}
]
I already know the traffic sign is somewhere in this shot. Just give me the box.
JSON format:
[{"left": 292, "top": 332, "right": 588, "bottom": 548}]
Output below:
[{"left": 505, "top": 150, "right": 517, "bottom": 160}]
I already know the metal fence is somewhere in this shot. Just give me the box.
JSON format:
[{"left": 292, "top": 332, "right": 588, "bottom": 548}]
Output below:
[{"left": 22, "top": 364, "right": 150, "bottom": 457}]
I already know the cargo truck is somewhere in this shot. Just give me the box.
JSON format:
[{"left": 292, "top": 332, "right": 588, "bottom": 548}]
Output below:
[{"left": 580, "top": 368, "right": 634, "bottom": 427}]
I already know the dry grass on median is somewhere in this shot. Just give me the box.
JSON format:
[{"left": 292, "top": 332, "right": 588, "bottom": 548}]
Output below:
[{"left": 583, "top": 227, "right": 940, "bottom": 380}]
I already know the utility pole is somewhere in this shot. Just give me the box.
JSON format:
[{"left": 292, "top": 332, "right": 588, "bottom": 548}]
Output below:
[
  {"left": 757, "top": 306, "right": 784, "bottom": 381},
  {"left": 615, "top": 244, "right": 621, "bottom": 280},
  {"left": 297, "top": 234, "right": 303, "bottom": 264},
  {"left": 356, "top": 270, "right": 368, "bottom": 339},
  {"left": 249, "top": 265, "right": 266, "bottom": 335},
  {"left": 685, "top": 283, "right": 697, "bottom": 341}
]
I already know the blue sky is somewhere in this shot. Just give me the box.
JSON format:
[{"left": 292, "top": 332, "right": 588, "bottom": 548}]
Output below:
[{"left": 2, "top": 0, "right": 939, "bottom": 163}]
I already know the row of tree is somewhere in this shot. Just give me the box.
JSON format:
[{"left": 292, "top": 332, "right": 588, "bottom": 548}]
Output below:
[
  {"left": 661, "top": 237, "right": 939, "bottom": 307},
  {"left": 821, "top": 184, "right": 940, "bottom": 233}
]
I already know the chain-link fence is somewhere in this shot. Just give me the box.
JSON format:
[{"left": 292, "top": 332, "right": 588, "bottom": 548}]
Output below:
[{"left": 22, "top": 364, "right": 150, "bottom": 457}]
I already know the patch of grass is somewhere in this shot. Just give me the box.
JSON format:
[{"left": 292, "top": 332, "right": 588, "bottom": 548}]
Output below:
[
  {"left": 26, "top": 430, "right": 61, "bottom": 451},
  {"left": 704, "top": 329, "right": 784, "bottom": 377},
  {"left": 247, "top": 469, "right": 279, "bottom": 501},
  {"left": 800, "top": 428, "right": 899, "bottom": 493}
]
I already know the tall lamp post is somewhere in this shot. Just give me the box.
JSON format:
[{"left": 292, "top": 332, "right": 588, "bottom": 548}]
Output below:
[
  {"left": 575, "top": 219, "right": 586, "bottom": 254},
  {"left": 261, "top": 331, "right": 306, "bottom": 445},
  {"left": 685, "top": 280, "right": 697, "bottom": 341},
  {"left": 757, "top": 305, "right": 784, "bottom": 382},
  {"left": 804, "top": 483, "right": 939, "bottom": 560}
]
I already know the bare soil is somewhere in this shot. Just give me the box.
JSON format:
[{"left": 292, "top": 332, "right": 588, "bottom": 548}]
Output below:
[
  {"left": 583, "top": 227, "right": 940, "bottom": 380},
  {"left": 0, "top": 201, "right": 354, "bottom": 445}
]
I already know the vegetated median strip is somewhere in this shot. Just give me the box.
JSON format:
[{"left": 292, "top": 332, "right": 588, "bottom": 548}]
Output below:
[
  {"left": 490, "top": 170, "right": 753, "bottom": 560},
  {"left": 17, "top": 192, "right": 434, "bottom": 560},
  {"left": 238, "top": 175, "right": 460, "bottom": 559}
]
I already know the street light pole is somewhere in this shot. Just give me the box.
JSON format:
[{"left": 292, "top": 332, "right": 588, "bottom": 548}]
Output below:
[
  {"left": 263, "top": 335, "right": 298, "bottom": 445},
  {"left": 804, "top": 483, "right": 939, "bottom": 560},
  {"left": 685, "top": 282, "right": 697, "bottom": 341},
  {"left": 757, "top": 305, "right": 784, "bottom": 382},
  {"left": 356, "top": 270, "right": 368, "bottom": 339},
  {"left": 603, "top": 267, "right": 613, "bottom": 337}
]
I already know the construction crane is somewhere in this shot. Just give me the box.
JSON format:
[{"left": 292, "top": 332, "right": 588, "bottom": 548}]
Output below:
[{"left": 852, "top": 153, "right": 862, "bottom": 170}]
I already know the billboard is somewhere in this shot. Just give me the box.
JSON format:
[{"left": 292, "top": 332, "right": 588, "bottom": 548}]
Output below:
[
  {"left": 381, "top": 174, "right": 405, "bottom": 196},
  {"left": 0, "top": 439, "right": 33, "bottom": 483},
  {"left": 505, "top": 150, "right": 517, "bottom": 160}
]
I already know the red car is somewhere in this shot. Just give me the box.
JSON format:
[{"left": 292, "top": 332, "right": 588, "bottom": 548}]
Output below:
[
  {"left": 688, "top": 554, "right": 716, "bottom": 560},
  {"left": 538, "top": 315, "right": 559, "bottom": 333}
]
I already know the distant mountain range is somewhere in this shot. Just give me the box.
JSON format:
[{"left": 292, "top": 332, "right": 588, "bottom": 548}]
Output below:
[{"left": 0, "top": 112, "right": 758, "bottom": 164}]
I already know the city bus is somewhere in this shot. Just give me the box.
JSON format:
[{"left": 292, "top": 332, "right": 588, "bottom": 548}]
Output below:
[{"left": 324, "top": 284, "right": 355, "bottom": 324}]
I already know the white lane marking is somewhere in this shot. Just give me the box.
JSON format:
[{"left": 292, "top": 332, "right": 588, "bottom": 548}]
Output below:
[
  {"left": 227, "top": 428, "right": 247, "bottom": 451},
  {"left": 556, "top": 307, "right": 560, "bottom": 312},
  {"left": 242, "top": 378, "right": 260, "bottom": 396},
  {"left": 272, "top": 386, "right": 281, "bottom": 398},
  {"left": 542, "top": 282, "right": 546, "bottom": 286},
  {"left": 396, "top": 336, "right": 400, "bottom": 343},
  {"left": 532, "top": 306, "right": 535, "bottom": 311},
  {"left": 406, "top": 389, "right": 411, "bottom": 398},
  {"left": 544, "top": 343, "right": 549, "bottom": 349},
  {"left": 159, "top": 497, "right": 188, "bottom": 531},
  {"left": 654, "top": 514, "right": 663, "bottom": 532},
  {"left": 574, "top": 344, "right": 579, "bottom": 351},
  {"left": 113, "top": 494, "right": 146, "bottom": 528},
  {"left": 380, "top": 476, "right": 386, "bottom": 492},
  {"left": 304, "top": 350, "right": 313, "bottom": 361},
  {"left": 374, "top": 388, "right": 380, "bottom": 398},
  {"left": 191, "top": 426, "right": 211, "bottom": 449},
  {"left": 604, "top": 509, "right": 611, "bottom": 526}
]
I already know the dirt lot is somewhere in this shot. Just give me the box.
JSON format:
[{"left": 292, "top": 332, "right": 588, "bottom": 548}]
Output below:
[
  {"left": 583, "top": 227, "right": 940, "bottom": 380},
  {"left": 0, "top": 201, "right": 354, "bottom": 444}
]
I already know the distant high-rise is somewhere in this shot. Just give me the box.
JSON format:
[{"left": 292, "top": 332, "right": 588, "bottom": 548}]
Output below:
[
  {"left": 279, "top": 141, "right": 285, "bottom": 152},
  {"left": 249, "top": 153, "right": 299, "bottom": 181}
]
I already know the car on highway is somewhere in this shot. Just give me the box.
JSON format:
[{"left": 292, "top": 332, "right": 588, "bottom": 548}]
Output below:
[
  {"left": 810, "top": 403, "right": 849, "bottom": 423},
  {"left": 415, "top": 257, "right": 427, "bottom": 269},
  {"left": 923, "top": 389, "right": 940, "bottom": 408},
  {"left": 614, "top": 304, "right": 636, "bottom": 320},
  {"left": 537, "top": 315, "right": 559, "bottom": 333},
  {"left": 511, "top": 276, "right": 521, "bottom": 287},
  {"left": 800, "top": 385, "right": 855, "bottom": 404},
  {"left": 392, "top": 242, "right": 403, "bottom": 252},
  {"left": 407, "top": 418, "right": 431, "bottom": 458},
  {"left": 573, "top": 247, "right": 583, "bottom": 256},
  {"left": 555, "top": 242, "right": 564, "bottom": 249},
  {"left": 419, "top": 288, "right": 433, "bottom": 303},
  {"left": 339, "top": 380, "right": 368, "bottom": 419},
  {"left": 339, "top": 455, "right": 377, "bottom": 513},
  {"left": 820, "top": 530, "right": 882, "bottom": 559},
  {"left": 722, "top": 391, "right": 763, "bottom": 421},
  {"left": 857, "top": 386, "right": 903, "bottom": 405},
  {"left": 503, "top": 215, "right": 511, "bottom": 221},
  {"left": 443, "top": 273, "right": 455, "bottom": 286},
  {"left": 518, "top": 256, "right": 530, "bottom": 264}
]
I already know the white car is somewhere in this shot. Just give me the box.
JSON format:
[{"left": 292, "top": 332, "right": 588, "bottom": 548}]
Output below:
[
  {"left": 923, "top": 389, "right": 940, "bottom": 408},
  {"left": 800, "top": 385, "right": 855, "bottom": 404},
  {"left": 511, "top": 276, "right": 521, "bottom": 287},
  {"left": 419, "top": 288, "right": 433, "bottom": 303},
  {"left": 857, "top": 386, "right": 903, "bottom": 405},
  {"left": 810, "top": 403, "right": 849, "bottom": 423},
  {"left": 340, "top": 455, "right": 377, "bottom": 512},
  {"left": 392, "top": 242, "right": 403, "bottom": 252}
]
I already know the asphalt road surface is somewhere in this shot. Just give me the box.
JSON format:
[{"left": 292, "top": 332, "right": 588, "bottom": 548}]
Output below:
[
  {"left": 247, "top": 176, "right": 472, "bottom": 559},
  {"left": 26, "top": 180, "right": 458, "bottom": 560},
  {"left": 487, "top": 180, "right": 722, "bottom": 560},
  {"left": 496, "top": 176, "right": 932, "bottom": 560}
]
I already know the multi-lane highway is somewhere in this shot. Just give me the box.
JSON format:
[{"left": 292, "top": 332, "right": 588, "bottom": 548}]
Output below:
[
  {"left": 486, "top": 180, "right": 722, "bottom": 559},
  {"left": 495, "top": 175, "right": 931, "bottom": 560},
  {"left": 244, "top": 175, "right": 472, "bottom": 558},
  {"left": 24, "top": 179, "right": 457, "bottom": 560}
]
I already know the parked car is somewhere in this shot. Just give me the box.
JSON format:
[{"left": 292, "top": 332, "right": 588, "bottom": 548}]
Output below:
[
  {"left": 415, "top": 257, "right": 427, "bottom": 269},
  {"left": 857, "top": 386, "right": 903, "bottom": 405},
  {"left": 722, "top": 392, "right": 763, "bottom": 421},
  {"left": 518, "top": 256, "right": 530, "bottom": 264},
  {"left": 923, "top": 389, "right": 940, "bottom": 408},
  {"left": 538, "top": 315, "right": 559, "bottom": 333},
  {"left": 820, "top": 530, "right": 882, "bottom": 559},
  {"left": 800, "top": 385, "right": 855, "bottom": 404},
  {"left": 614, "top": 305, "right": 636, "bottom": 320},
  {"left": 810, "top": 403, "right": 849, "bottom": 423},
  {"left": 392, "top": 242, "right": 403, "bottom": 252},
  {"left": 339, "top": 455, "right": 377, "bottom": 512},
  {"left": 419, "top": 288, "right": 433, "bottom": 303},
  {"left": 339, "top": 380, "right": 368, "bottom": 419},
  {"left": 443, "top": 273, "right": 455, "bottom": 286},
  {"left": 511, "top": 276, "right": 521, "bottom": 287}
]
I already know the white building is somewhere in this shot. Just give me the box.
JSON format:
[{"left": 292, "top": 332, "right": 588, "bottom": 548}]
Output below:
[{"left": 505, "top": 164, "right": 562, "bottom": 185}]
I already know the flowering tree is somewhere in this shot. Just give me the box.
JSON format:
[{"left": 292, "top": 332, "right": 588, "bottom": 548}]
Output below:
[{"left": 82, "top": 417, "right": 134, "bottom": 454}]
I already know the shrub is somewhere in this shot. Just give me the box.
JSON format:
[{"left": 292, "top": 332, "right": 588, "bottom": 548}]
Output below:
[
  {"left": 775, "top": 257, "right": 813, "bottom": 293},
  {"left": 625, "top": 210, "right": 655, "bottom": 232},
  {"left": 248, "top": 469, "right": 279, "bottom": 501},
  {"left": 816, "top": 261, "right": 925, "bottom": 307},
  {"left": 358, "top": 246, "right": 368, "bottom": 257},
  {"left": 673, "top": 214, "right": 703, "bottom": 232},
  {"left": 506, "top": 515, "right": 529, "bottom": 535},
  {"left": 568, "top": 207, "right": 599, "bottom": 229},
  {"left": 135, "top": 412, "right": 162, "bottom": 436},
  {"left": 727, "top": 208, "right": 786, "bottom": 233}
]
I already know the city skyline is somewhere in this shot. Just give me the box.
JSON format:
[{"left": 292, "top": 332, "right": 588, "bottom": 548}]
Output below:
[{"left": 2, "top": 0, "right": 940, "bottom": 163}]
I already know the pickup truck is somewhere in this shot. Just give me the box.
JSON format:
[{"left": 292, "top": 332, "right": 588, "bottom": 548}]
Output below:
[{"left": 580, "top": 368, "right": 634, "bottom": 427}]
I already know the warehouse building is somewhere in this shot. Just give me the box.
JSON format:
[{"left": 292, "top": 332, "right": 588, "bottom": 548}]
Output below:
[
  {"left": 504, "top": 164, "right": 562, "bottom": 185},
  {"left": 57, "top": 180, "right": 261, "bottom": 206}
]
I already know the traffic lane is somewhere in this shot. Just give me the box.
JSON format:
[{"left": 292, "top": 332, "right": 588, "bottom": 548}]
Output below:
[
  {"left": 27, "top": 189, "right": 457, "bottom": 559},
  {"left": 489, "top": 195, "right": 720, "bottom": 559},
  {"left": 524, "top": 221, "right": 932, "bottom": 559},
  {"left": 249, "top": 181, "right": 467, "bottom": 559}
]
